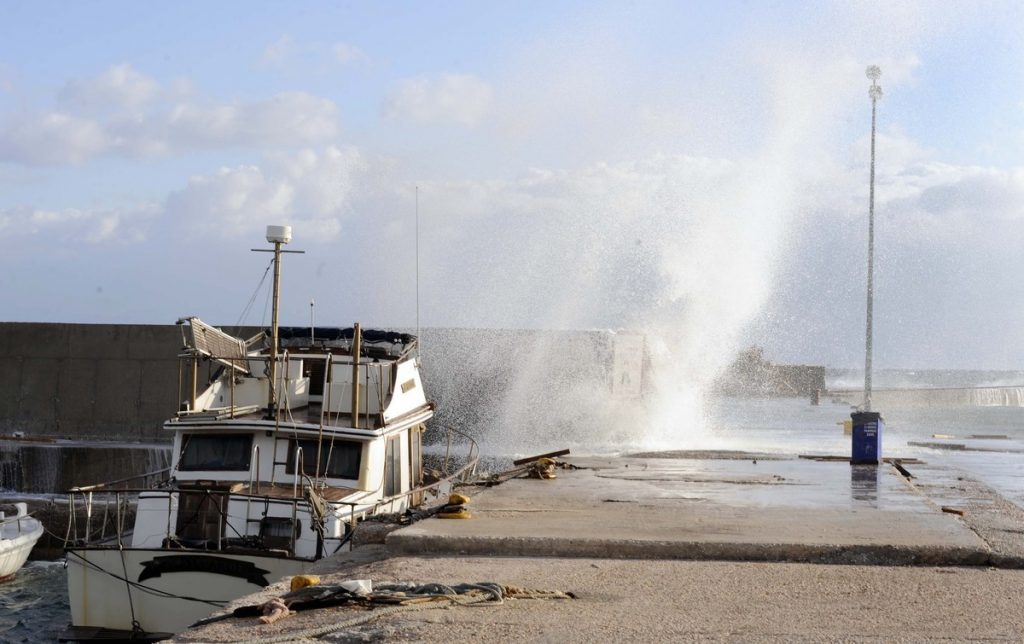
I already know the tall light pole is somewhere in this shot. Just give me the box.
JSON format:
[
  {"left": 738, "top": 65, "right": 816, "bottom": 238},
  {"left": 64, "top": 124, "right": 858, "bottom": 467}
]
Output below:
[{"left": 863, "top": 65, "right": 882, "bottom": 412}]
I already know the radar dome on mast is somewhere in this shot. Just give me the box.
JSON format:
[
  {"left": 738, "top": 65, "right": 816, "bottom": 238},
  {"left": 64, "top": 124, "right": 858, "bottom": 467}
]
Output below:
[{"left": 266, "top": 225, "right": 292, "bottom": 244}]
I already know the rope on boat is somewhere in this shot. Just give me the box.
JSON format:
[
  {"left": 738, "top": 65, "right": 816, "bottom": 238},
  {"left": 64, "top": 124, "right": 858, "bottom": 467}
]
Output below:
[
  {"left": 117, "top": 545, "right": 145, "bottom": 634},
  {"left": 232, "top": 257, "right": 274, "bottom": 332},
  {"left": 214, "top": 581, "right": 573, "bottom": 644}
]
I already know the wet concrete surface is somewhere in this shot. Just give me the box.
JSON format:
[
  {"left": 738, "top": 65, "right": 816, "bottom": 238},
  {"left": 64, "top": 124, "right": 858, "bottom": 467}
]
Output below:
[
  {"left": 387, "top": 455, "right": 1000, "bottom": 566},
  {"left": 900, "top": 459, "right": 1024, "bottom": 566}
]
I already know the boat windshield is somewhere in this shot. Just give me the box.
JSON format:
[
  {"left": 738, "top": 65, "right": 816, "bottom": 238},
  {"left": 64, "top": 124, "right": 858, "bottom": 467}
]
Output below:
[
  {"left": 286, "top": 439, "right": 361, "bottom": 479},
  {"left": 178, "top": 434, "right": 253, "bottom": 471}
]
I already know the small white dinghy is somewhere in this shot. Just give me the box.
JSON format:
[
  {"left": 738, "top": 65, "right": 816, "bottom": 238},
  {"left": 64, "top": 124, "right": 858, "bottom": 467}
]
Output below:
[{"left": 0, "top": 503, "right": 44, "bottom": 582}]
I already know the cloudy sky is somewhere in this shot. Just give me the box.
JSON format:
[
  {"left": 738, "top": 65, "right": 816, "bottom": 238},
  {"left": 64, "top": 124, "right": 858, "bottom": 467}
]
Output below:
[{"left": 2, "top": 1, "right": 1024, "bottom": 372}]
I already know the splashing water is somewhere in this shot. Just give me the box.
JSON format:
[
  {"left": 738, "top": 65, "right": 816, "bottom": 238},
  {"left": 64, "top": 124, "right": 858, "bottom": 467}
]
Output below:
[{"left": 414, "top": 62, "right": 839, "bottom": 456}]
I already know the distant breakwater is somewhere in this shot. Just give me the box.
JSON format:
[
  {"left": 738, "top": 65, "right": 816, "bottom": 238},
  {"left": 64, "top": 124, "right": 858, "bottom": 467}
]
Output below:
[{"left": 830, "top": 386, "right": 1024, "bottom": 409}]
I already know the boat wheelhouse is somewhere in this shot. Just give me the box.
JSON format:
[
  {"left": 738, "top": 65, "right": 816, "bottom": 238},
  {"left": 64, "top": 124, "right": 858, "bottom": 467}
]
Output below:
[{"left": 62, "top": 226, "right": 476, "bottom": 641}]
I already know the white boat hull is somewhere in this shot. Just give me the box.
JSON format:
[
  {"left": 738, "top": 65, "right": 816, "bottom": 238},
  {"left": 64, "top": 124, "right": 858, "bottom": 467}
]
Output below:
[
  {"left": 0, "top": 509, "right": 43, "bottom": 582},
  {"left": 65, "top": 547, "right": 312, "bottom": 634}
]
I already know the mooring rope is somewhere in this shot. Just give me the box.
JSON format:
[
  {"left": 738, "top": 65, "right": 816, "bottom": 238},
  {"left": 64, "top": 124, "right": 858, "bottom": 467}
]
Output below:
[
  {"left": 230, "top": 587, "right": 502, "bottom": 644},
  {"left": 217, "top": 581, "right": 571, "bottom": 644},
  {"left": 116, "top": 545, "right": 143, "bottom": 633}
]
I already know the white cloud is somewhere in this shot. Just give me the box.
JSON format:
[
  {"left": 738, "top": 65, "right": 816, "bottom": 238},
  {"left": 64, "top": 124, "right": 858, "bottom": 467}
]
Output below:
[
  {"left": 0, "top": 65, "right": 341, "bottom": 165},
  {"left": 166, "top": 91, "right": 339, "bottom": 148},
  {"left": 0, "top": 111, "right": 108, "bottom": 164},
  {"left": 0, "top": 202, "right": 158, "bottom": 243},
  {"left": 57, "top": 63, "right": 160, "bottom": 115},
  {"left": 383, "top": 73, "right": 494, "bottom": 127},
  {"left": 833, "top": 129, "right": 1024, "bottom": 238},
  {"left": 165, "top": 146, "right": 364, "bottom": 239}
]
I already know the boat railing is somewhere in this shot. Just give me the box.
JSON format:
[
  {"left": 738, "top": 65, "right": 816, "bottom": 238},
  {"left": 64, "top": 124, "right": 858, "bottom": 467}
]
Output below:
[
  {"left": 63, "top": 467, "right": 174, "bottom": 547},
  {"left": 69, "top": 466, "right": 173, "bottom": 493},
  {"left": 0, "top": 508, "right": 38, "bottom": 537},
  {"left": 63, "top": 485, "right": 314, "bottom": 553},
  {"left": 339, "top": 425, "right": 480, "bottom": 539},
  {"left": 440, "top": 424, "right": 480, "bottom": 480}
]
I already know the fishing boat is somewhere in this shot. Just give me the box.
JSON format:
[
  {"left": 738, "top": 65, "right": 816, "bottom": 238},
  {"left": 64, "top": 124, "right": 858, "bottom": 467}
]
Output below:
[
  {"left": 62, "top": 226, "right": 477, "bottom": 642},
  {"left": 0, "top": 502, "right": 44, "bottom": 582}
]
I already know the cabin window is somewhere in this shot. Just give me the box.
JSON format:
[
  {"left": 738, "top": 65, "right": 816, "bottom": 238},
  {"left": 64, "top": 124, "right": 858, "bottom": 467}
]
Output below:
[
  {"left": 286, "top": 439, "right": 361, "bottom": 479},
  {"left": 178, "top": 434, "right": 252, "bottom": 471}
]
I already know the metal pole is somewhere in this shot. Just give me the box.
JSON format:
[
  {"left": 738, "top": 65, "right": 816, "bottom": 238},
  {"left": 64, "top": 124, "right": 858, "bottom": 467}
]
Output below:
[
  {"left": 864, "top": 66, "right": 882, "bottom": 412},
  {"left": 268, "top": 240, "right": 282, "bottom": 417},
  {"left": 351, "top": 323, "right": 362, "bottom": 428},
  {"left": 415, "top": 186, "right": 420, "bottom": 357},
  {"left": 253, "top": 226, "right": 302, "bottom": 418},
  {"left": 190, "top": 357, "right": 198, "bottom": 411}
]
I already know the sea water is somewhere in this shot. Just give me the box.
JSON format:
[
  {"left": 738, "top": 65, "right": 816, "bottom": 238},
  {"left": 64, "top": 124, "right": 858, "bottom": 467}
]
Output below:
[{"left": 0, "top": 561, "right": 69, "bottom": 642}]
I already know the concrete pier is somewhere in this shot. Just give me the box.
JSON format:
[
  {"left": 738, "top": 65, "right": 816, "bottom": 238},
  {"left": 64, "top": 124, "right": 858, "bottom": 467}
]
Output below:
[
  {"left": 175, "top": 452, "right": 1024, "bottom": 642},
  {"left": 387, "top": 456, "right": 996, "bottom": 566}
]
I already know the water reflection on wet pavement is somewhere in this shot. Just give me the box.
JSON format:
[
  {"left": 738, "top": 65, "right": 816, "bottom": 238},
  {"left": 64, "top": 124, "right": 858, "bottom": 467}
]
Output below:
[
  {"left": 703, "top": 397, "right": 1024, "bottom": 512},
  {"left": 593, "top": 456, "right": 927, "bottom": 512}
]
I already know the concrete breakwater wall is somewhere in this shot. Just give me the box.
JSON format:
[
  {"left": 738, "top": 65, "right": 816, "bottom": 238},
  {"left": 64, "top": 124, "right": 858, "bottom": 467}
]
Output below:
[
  {"left": 0, "top": 323, "right": 646, "bottom": 445},
  {"left": 0, "top": 323, "right": 184, "bottom": 440},
  {"left": 714, "top": 346, "right": 827, "bottom": 397},
  {"left": 0, "top": 440, "right": 170, "bottom": 493},
  {"left": 830, "top": 386, "right": 1024, "bottom": 409}
]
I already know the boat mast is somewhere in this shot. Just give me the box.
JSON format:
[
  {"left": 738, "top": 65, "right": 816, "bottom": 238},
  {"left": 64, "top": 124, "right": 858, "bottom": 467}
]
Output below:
[{"left": 255, "top": 225, "right": 303, "bottom": 419}]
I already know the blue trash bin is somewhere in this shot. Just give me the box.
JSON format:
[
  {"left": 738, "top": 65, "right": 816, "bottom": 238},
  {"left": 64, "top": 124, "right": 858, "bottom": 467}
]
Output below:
[{"left": 851, "top": 411, "right": 882, "bottom": 464}]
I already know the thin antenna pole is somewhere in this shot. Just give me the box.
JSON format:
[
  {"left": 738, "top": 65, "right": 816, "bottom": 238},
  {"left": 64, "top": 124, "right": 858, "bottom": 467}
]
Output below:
[
  {"left": 310, "top": 299, "right": 315, "bottom": 343},
  {"left": 415, "top": 185, "right": 420, "bottom": 356}
]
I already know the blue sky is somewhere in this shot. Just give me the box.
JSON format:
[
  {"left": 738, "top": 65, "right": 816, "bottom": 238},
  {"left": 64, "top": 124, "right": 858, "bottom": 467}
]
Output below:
[{"left": 3, "top": 0, "right": 1024, "bottom": 373}]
